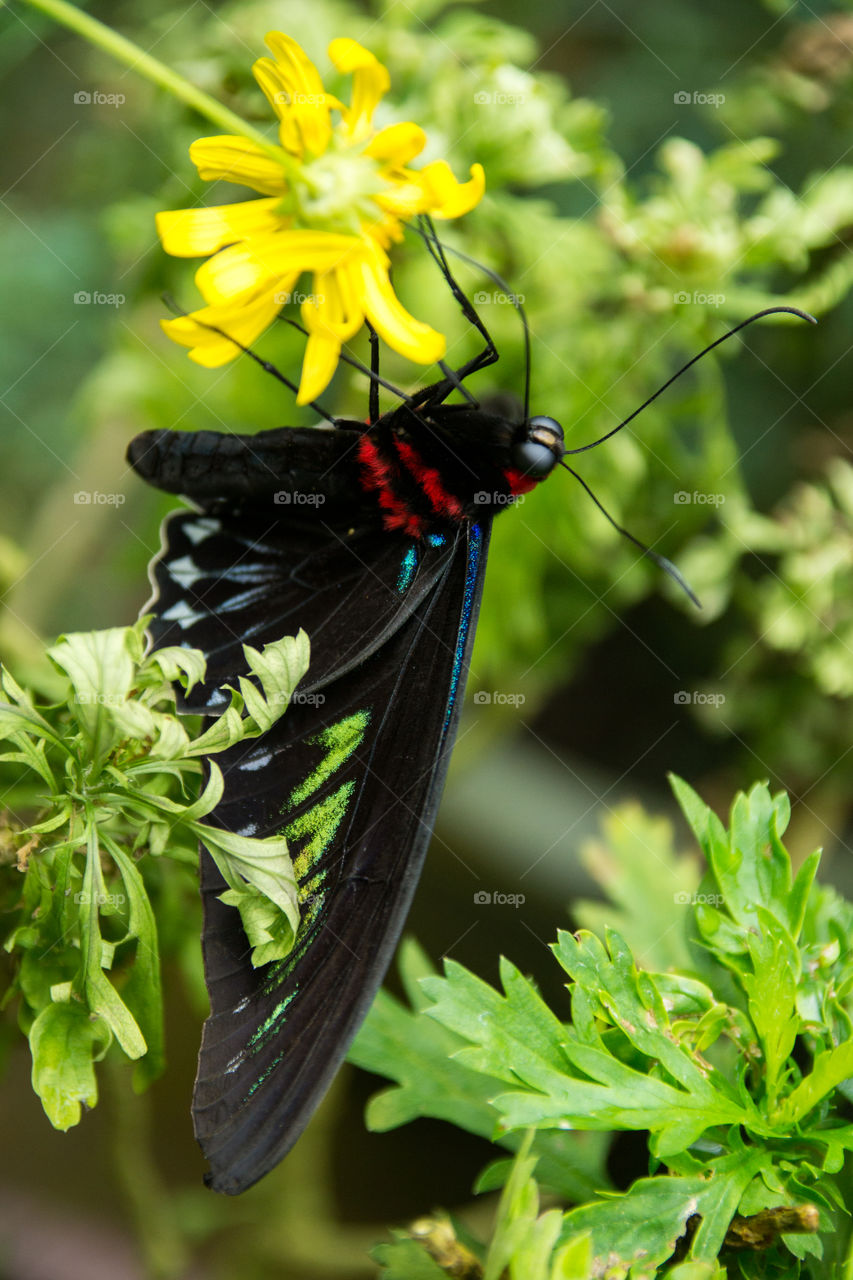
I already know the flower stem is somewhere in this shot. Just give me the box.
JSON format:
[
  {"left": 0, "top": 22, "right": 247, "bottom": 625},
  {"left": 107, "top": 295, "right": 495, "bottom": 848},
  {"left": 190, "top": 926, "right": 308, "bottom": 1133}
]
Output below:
[{"left": 17, "top": 0, "right": 280, "bottom": 157}]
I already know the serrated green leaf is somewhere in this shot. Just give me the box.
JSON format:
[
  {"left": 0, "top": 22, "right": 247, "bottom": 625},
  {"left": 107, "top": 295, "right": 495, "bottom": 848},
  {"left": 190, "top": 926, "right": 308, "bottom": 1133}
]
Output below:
[
  {"left": 741, "top": 907, "right": 799, "bottom": 1102},
  {"left": 778, "top": 1040, "right": 853, "bottom": 1127},
  {"left": 49, "top": 628, "right": 136, "bottom": 757},
  {"left": 575, "top": 803, "right": 700, "bottom": 972},
  {"left": 558, "top": 1152, "right": 767, "bottom": 1268},
  {"left": 143, "top": 642, "right": 206, "bottom": 693},
  {"left": 350, "top": 946, "right": 609, "bottom": 1203},
  {"left": 29, "top": 1001, "right": 110, "bottom": 1129},
  {"left": 194, "top": 822, "right": 298, "bottom": 931}
]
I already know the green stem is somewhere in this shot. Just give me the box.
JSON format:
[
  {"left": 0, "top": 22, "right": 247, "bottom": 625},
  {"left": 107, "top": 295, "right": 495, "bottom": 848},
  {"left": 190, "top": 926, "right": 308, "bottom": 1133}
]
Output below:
[{"left": 16, "top": 0, "right": 283, "bottom": 159}]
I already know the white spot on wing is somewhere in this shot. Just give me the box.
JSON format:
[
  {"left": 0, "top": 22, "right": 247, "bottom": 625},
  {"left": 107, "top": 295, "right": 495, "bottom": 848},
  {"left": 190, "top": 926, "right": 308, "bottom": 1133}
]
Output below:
[
  {"left": 183, "top": 518, "right": 220, "bottom": 545},
  {"left": 167, "top": 555, "right": 205, "bottom": 589},
  {"left": 161, "top": 600, "right": 207, "bottom": 628},
  {"left": 239, "top": 749, "right": 274, "bottom": 772}
]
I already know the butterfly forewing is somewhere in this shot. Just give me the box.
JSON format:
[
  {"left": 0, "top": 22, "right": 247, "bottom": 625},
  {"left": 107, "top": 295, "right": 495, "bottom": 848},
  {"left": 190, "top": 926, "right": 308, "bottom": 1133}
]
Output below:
[{"left": 146, "top": 510, "right": 458, "bottom": 711}]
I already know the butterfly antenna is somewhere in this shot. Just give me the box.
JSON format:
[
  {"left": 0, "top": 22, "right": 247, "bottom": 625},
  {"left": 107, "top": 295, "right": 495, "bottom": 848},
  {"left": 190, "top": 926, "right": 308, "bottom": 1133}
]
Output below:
[
  {"left": 560, "top": 459, "right": 701, "bottom": 608},
  {"left": 410, "top": 218, "right": 533, "bottom": 422},
  {"left": 161, "top": 295, "right": 340, "bottom": 423},
  {"left": 566, "top": 306, "right": 817, "bottom": 455}
]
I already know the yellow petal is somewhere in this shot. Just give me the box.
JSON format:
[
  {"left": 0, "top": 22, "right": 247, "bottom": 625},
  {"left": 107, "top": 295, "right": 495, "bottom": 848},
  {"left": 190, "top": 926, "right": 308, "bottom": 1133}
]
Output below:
[
  {"left": 356, "top": 250, "right": 446, "bottom": 365},
  {"left": 261, "top": 33, "right": 335, "bottom": 157},
  {"left": 161, "top": 290, "right": 284, "bottom": 368},
  {"left": 156, "top": 198, "right": 283, "bottom": 258},
  {"left": 418, "top": 160, "right": 486, "bottom": 219},
  {"left": 297, "top": 329, "right": 340, "bottom": 404},
  {"left": 365, "top": 122, "right": 427, "bottom": 167},
  {"left": 254, "top": 54, "right": 333, "bottom": 157},
  {"left": 196, "top": 231, "right": 367, "bottom": 305},
  {"left": 328, "top": 38, "right": 390, "bottom": 138},
  {"left": 374, "top": 181, "right": 431, "bottom": 218},
  {"left": 301, "top": 268, "right": 364, "bottom": 342},
  {"left": 189, "top": 137, "right": 288, "bottom": 196}
]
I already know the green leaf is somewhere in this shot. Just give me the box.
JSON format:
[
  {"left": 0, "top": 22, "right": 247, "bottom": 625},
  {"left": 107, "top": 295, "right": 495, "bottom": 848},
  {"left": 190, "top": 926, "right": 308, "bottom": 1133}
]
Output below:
[
  {"left": 189, "top": 631, "right": 310, "bottom": 755},
  {"left": 422, "top": 956, "right": 572, "bottom": 1095},
  {"left": 574, "top": 802, "right": 701, "bottom": 972},
  {"left": 740, "top": 907, "right": 800, "bottom": 1103},
  {"left": 49, "top": 627, "right": 136, "bottom": 757},
  {"left": 558, "top": 1152, "right": 767, "bottom": 1269},
  {"left": 350, "top": 941, "right": 610, "bottom": 1203},
  {"left": 484, "top": 1137, "right": 563, "bottom": 1280},
  {"left": 29, "top": 1001, "right": 110, "bottom": 1130},
  {"left": 549, "top": 1233, "right": 592, "bottom": 1280},
  {"left": 193, "top": 821, "right": 299, "bottom": 931},
  {"left": 142, "top": 641, "right": 206, "bottom": 693},
  {"left": 219, "top": 883, "right": 297, "bottom": 968},
  {"left": 108, "top": 842, "right": 165, "bottom": 1088},
  {"left": 778, "top": 1040, "right": 853, "bottom": 1127},
  {"left": 371, "top": 1236, "right": 450, "bottom": 1279}
]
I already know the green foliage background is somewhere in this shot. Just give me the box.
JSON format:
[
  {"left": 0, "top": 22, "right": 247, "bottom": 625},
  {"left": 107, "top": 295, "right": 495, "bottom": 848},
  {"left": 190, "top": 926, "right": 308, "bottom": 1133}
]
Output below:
[{"left": 2, "top": 0, "right": 853, "bottom": 1275}]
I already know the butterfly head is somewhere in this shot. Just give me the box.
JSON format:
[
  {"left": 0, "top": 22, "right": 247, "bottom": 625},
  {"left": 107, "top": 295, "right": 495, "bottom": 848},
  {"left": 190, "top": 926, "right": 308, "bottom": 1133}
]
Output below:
[{"left": 511, "top": 416, "right": 564, "bottom": 479}]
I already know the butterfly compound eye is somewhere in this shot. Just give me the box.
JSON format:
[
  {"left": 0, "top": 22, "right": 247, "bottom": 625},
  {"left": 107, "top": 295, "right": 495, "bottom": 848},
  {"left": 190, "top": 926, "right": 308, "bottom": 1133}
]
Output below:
[{"left": 512, "top": 416, "right": 564, "bottom": 477}]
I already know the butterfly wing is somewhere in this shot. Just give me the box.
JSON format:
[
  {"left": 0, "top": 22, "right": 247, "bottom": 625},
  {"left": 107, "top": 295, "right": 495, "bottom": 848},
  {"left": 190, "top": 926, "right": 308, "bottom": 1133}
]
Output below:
[
  {"left": 143, "top": 488, "right": 490, "bottom": 1193},
  {"left": 145, "top": 510, "right": 457, "bottom": 711}
]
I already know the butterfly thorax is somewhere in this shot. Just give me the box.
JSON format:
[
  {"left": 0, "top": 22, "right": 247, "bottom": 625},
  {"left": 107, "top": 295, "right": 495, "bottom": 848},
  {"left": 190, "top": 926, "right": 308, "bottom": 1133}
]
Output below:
[{"left": 357, "top": 404, "right": 556, "bottom": 538}]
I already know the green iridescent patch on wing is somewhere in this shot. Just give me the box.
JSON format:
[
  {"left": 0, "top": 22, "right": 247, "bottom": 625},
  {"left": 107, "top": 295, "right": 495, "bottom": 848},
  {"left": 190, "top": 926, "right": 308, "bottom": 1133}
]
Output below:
[
  {"left": 255, "top": 709, "right": 372, "bottom": 1006},
  {"left": 286, "top": 711, "right": 371, "bottom": 809},
  {"left": 289, "top": 783, "right": 356, "bottom": 883}
]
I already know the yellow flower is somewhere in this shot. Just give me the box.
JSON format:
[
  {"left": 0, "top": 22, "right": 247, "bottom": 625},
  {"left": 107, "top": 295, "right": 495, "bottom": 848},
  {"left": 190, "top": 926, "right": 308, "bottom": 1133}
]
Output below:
[{"left": 158, "top": 33, "right": 485, "bottom": 404}]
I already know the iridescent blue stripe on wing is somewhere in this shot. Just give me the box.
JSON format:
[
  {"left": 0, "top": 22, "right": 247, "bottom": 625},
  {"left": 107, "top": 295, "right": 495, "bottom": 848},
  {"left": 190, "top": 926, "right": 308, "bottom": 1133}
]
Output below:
[
  {"left": 397, "top": 545, "right": 418, "bottom": 593},
  {"left": 442, "top": 522, "right": 482, "bottom": 736}
]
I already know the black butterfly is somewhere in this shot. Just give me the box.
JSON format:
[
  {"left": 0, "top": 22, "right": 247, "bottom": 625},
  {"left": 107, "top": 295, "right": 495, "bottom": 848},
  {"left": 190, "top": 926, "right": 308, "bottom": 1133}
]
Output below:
[{"left": 127, "top": 225, "right": 812, "bottom": 1193}]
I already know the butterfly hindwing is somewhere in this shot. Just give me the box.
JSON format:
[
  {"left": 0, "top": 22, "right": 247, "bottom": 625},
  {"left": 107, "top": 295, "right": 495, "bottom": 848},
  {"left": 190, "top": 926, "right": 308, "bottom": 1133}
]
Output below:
[{"left": 148, "top": 502, "right": 490, "bottom": 1193}]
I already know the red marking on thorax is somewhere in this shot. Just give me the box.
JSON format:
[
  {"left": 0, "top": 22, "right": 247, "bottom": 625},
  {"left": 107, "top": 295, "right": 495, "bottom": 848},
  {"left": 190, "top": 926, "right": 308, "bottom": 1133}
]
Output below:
[
  {"left": 504, "top": 468, "right": 540, "bottom": 497},
  {"left": 357, "top": 435, "right": 426, "bottom": 538},
  {"left": 394, "top": 439, "right": 464, "bottom": 521}
]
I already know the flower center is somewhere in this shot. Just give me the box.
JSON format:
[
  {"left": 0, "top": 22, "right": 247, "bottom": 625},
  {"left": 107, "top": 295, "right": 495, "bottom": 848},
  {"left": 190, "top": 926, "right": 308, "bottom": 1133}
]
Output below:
[{"left": 284, "top": 138, "right": 386, "bottom": 235}]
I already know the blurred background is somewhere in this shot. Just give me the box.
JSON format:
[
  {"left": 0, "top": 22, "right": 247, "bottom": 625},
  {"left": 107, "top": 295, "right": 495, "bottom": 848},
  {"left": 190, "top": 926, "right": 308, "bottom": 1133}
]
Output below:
[{"left": 3, "top": 0, "right": 853, "bottom": 1275}]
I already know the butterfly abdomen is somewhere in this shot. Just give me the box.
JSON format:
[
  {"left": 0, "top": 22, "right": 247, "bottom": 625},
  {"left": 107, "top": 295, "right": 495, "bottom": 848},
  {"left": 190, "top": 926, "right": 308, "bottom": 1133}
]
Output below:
[{"left": 127, "top": 425, "right": 372, "bottom": 520}]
